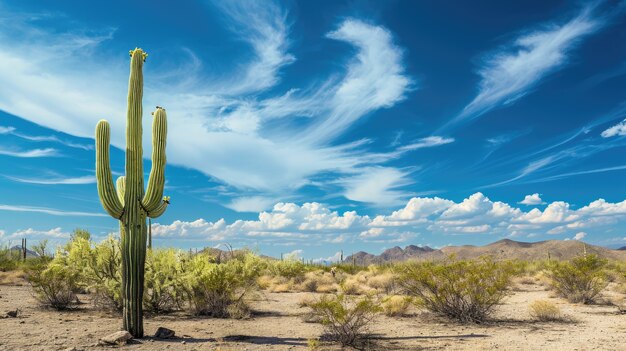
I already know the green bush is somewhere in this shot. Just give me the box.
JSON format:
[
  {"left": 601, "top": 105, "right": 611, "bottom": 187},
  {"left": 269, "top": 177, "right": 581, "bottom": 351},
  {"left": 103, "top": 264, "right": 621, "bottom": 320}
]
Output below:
[
  {"left": 185, "top": 252, "right": 261, "bottom": 318},
  {"left": 0, "top": 244, "right": 20, "bottom": 272},
  {"left": 308, "top": 292, "right": 381, "bottom": 348},
  {"left": 144, "top": 249, "right": 187, "bottom": 313},
  {"left": 28, "top": 263, "right": 79, "bottom": 310},
  {"left": 548, "top": 254, "right": 608, "bottom": 304},
  {"left": 397, "top": 257, "right": 515, "bottom": 323},
  {"left": 269, "top": 259, "right": 310, "bottom": 282}
]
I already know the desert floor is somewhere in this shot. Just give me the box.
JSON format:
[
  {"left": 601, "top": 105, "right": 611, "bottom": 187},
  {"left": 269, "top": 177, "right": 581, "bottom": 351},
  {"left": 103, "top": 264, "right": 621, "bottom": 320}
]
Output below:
[{"left": 1, "top": 281, "right": 625, "bottom": 351}]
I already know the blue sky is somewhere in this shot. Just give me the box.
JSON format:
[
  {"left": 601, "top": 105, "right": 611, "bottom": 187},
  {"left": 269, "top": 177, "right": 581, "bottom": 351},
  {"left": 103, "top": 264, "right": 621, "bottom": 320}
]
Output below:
[{"left": 1, "top": 0, "right": 626, "bottom": 261}]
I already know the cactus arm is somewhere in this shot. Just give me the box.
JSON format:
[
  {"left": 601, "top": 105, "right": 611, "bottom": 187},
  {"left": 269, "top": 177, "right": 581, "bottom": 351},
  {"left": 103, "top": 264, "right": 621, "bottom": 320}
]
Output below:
[
  {"left": 147, "top": 196, "right": 170, "bottom": 218},
  {"left": 141, "top": 107, "right": 167, "bottom": 212},
  {"left": 96, "top": 120, "right": 124, "bottom": 218},
  {"left": 116, "top": 176, "right": 126, "bottom": 204}
]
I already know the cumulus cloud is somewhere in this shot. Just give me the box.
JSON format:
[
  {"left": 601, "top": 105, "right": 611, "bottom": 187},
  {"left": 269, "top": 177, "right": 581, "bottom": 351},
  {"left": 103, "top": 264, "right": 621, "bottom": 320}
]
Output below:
[
  {"left": 3, "top": 227, "right": 70, "bottom": 240},
  {"left": 573, "top": 232, "right": 587, "bottom": 240},
  {"left": 147, "top": 193, "right": 626, "bottom": 246},
  {"left": 519, "top": 193, "right": 546, "bottom": 205}
]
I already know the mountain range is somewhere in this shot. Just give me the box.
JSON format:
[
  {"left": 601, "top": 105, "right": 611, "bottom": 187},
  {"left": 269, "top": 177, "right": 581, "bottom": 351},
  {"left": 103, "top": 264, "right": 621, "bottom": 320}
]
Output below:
[{"left": 344, "top": 239, "right": 626, "bottom": 265}]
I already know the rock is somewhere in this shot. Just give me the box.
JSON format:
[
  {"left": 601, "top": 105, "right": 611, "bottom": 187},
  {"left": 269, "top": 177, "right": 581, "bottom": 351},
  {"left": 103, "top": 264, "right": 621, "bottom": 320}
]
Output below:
[
  {"left": 99, "top": 331, "right": 133, "bottom": 345},
  {"left": 181, "top": 340, "right": 186, "bottom": 344},
  {"left": 154, "top": 327, "right": 176, "bottom": 339},
  {"left": 6, "top": 309, "right": 19, "bottom": 318}
]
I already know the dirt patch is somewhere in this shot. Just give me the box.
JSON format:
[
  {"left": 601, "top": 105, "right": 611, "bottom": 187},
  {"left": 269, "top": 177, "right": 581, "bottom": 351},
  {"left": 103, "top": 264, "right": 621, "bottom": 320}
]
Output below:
[{"left": 0, "top": 284, "right": 624, "bottom": 350}]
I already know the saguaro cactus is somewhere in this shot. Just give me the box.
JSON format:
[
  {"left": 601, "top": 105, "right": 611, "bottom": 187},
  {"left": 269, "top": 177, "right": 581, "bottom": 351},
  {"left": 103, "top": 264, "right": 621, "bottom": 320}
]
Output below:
[{"left": 95, "top": 48, "right": 170, "bottom": 337}]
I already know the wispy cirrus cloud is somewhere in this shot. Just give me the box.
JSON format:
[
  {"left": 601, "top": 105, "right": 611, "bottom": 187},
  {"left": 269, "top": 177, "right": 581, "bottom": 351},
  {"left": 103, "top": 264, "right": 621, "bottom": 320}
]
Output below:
[
  {"left": 0, "top": 204, "right": 106, "bottom": 217},
  {"left": 0, "top": 147, "right": 59, "bottom": 157},
  {"left": 397, "top": 136, "right": 454, "bottom": 152},
  {"left": 0, "top": 5, "right": 415, "bottom": 210},
  {"left": 442, "top": 4, "right": 602, "bottom": 130},
  {"left": 339, "top": 167, "right": 414, "bottom": 206},
  {"left": 0, "top": 125, "right": 92, "bottom": 150},
  {"left": 4, "top": 174, "right": 95, "bottom": 185}
]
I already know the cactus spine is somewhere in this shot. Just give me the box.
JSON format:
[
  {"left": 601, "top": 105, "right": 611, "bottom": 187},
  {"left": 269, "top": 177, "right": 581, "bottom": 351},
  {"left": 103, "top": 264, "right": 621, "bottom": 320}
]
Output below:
[{"left": 95, "top": 48, "right": 170, "bottom": 337}]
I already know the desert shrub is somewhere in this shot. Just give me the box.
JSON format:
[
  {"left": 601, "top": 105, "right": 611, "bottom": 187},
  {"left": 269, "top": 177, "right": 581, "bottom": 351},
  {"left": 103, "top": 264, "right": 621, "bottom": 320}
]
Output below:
[
  {"left": 144, "top": 249, "right": 187, "bottom": 313},
  {"left": 54, "top": 236, "right": 122, "bottom": 310},
  {"left": 185, "top": 252, "right": 261, "bottom": 318},
  {"left": 28, "top": 263, "right": 79, "bottom": 310},
  {"left": 308, "top": 292, "right": 381, "bottom": 348},
  {"left": 547, "top": 254, "right": 608, "bottom": 304},
  {"left": 0, "top": 244, "right": 19, "bottom": 272},
  {"left": 270, "top": 259, "right": 310, "bottom": 282},
  {"left": 381, "top": 295, "right": 412, "bottom": 317},
  {"left": 528, "top": 300, "right": 563, "bottom": 322},
  {"left": 87, "top": 237, "right": 122, "bottom": 310},
  {"left": 397, "top": 257, "right": 515, "bottom": 323}
]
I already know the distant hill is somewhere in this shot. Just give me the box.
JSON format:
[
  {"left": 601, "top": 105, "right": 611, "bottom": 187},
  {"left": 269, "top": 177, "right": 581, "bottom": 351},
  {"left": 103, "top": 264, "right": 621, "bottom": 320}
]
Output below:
[
  {"left": 344, "top": 239, "right": 626, "bottom": 264},
  {"left": 9, "top": 245, "right": 39, "bottom": 258}
]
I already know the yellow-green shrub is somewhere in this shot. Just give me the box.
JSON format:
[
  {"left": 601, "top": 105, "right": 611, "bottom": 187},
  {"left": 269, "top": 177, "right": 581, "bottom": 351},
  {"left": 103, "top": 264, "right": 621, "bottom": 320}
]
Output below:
[
  {"left": 184, "top": 252, "right": 261, "bottom": 318},
  {"left": 397, "top": 257, "right": 515, "bottom": 323},
  {"left": 308, "top": 292, "right": 381, "bottom": 348},
  {"left": 28, "top": 263, "right": 79, "bottom": 310},
  {"left": 548, "top": 254, "right": 608, "bottom": 304},
  {"left": 144, "top": 249, "right": 187, "bottom": 313}
]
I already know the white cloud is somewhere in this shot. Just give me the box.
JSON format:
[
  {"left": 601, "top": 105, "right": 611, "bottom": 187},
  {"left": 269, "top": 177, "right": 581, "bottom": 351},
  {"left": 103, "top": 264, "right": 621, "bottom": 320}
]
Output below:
[
  {"left": 225, "top": 196, "right": 278, "bottom": 213},
  {"left": 148, "top": 193, "right": 626, "bottom": 245},
  {"left": 397, "top": 136, "right": 454, "bottom": 152},
  {"left": 0, "top": 126, "right": 15, "bottom": 133},
  {"left": 211, "top": 0, "right": 295, "bottom": 95},
  {"left": 0, "top": 204, "right": 107, "bottom": 217},
  {"left": 4, "top": 227, "right": 70, "bottom": 240},
  {"left": 340, "top": 167, "right": 413, "bottom": 206},
  {"left": 0, "top": 147, "right": 59, "bottom": 157},
  {"left": 312, "top": 251, "right": 343, "bottom": 264},
  {"left": 448, "top": 5, "right": 600, "bottom": 127},
  {"left": 300, "top": 18, "right": 412, "bottom": 145},
  {"left": 519, "top": 193, "right": 546, "bottom": 205},
  {"left": 0, "top": 7, "right": 414, "bottom": 210},
  {"left": 573, "top": 232, "right": 587, "bottom": 240},
  {"left": 601, "top": 119, "right": 626, "bottom": 137},
  {"left": 4, "top": 174, "right": 95, "bottom": 185}
]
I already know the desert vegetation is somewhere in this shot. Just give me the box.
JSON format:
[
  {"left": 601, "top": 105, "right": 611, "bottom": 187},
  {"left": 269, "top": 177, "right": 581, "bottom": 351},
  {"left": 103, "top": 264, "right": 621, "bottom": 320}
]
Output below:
[{"left": 2, "top": 232, "right": 626, "bottom": 350}]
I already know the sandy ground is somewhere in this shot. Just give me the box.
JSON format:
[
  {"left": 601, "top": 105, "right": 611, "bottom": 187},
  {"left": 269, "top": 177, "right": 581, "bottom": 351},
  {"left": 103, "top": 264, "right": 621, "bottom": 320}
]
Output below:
[{"left": 1, "top": 281, "right": 625, "bottom": 351}]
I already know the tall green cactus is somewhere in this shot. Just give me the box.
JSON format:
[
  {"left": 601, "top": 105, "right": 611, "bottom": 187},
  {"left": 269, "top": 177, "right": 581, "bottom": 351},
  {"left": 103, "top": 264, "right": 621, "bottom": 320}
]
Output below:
[{"left": 95, "top": 48, "right": 170, "bottom": 337}]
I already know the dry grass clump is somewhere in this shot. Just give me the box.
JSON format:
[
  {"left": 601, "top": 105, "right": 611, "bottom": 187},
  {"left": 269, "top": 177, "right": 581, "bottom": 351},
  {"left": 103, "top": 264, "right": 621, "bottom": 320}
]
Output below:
[
  {"left": 381, "top": 295, "right": 412, "bottom": 317},
  {"left": 296, "top": 271, "right": 337, "bottom": 293},
  {"left": 0, "top": 270, "right": 27, "bottom": 285},
  {"left": 367, "top": 272, "right": 397, "bottom": 294},
  {"left": 528, "top": 300, "right": 564, "bottom": 322}
]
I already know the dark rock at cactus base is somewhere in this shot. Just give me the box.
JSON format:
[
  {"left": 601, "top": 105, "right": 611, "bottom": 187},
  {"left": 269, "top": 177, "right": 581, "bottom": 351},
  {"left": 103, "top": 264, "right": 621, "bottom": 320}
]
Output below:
[{"left": 154, "top": 327, "right": 176, "bottom": 339}]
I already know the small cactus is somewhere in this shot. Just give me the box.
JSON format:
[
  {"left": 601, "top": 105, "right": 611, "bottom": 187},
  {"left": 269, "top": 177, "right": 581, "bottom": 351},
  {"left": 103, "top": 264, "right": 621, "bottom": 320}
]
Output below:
[{"left": 95, "top": 48, "right": 170, "bottom": 337}]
